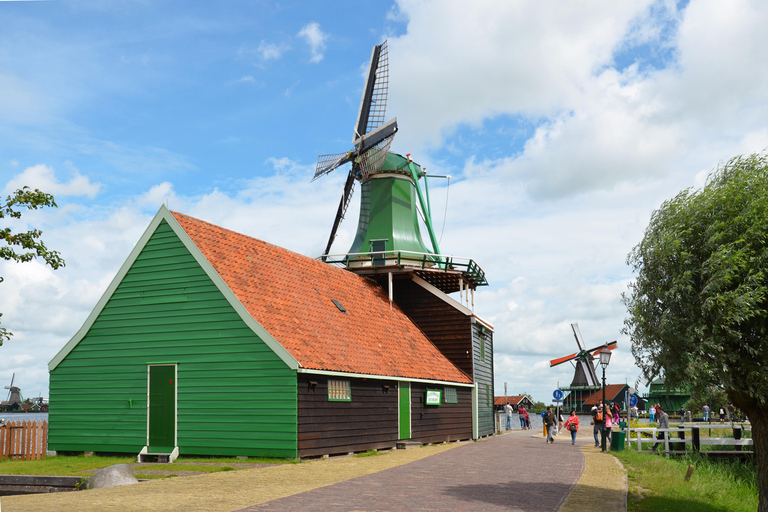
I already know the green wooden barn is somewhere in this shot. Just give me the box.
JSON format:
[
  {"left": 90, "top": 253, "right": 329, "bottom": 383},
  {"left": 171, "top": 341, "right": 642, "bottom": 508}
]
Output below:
[{"left": 48, "top": 206, "right": 493, "bottom": 460}]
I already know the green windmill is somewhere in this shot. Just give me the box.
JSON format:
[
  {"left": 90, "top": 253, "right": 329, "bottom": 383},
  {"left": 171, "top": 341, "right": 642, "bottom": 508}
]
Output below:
[{"left": 313, "top": 41, "right": 486, "bottom": 295}]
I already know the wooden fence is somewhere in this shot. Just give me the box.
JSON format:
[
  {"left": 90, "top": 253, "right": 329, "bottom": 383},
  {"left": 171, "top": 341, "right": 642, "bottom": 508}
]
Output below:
[
  {"left": 627, "top": 423, "right": 752, "bottom": 456},
  {"left": 0, "top": 420, "right": 48, "bottom": 461}
]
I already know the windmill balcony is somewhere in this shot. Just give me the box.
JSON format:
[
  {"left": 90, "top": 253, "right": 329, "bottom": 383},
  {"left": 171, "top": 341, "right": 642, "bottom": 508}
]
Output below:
[{"left": 321, "top": 250, "right": 488, "bottom": 294}]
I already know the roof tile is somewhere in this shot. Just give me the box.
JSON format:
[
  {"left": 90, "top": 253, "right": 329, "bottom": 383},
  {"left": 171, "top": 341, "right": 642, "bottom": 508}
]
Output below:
[{"left": 172, "top": 212, "right": 472, "bottom": 384}]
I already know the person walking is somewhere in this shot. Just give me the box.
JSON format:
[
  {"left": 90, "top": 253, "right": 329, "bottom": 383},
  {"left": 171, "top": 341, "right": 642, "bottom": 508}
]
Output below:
[
  {"left": 719, "top": 405, "right": 726, "bottom": 423},
  {"left": 544, "top": 406, "right": 557, "bottom": 444},
  {"left": 518, "top": 405, "right": 528, "bottom": 429},
  {"left": 728, "top": 403, "right": 735, "bottom": 422},
  {"left": 563, "top": 410, "right": 580, "bottom": 445},
  {"left": 702, "top": 404, "right": 710, "bottom": 422},
  {"left": 591, "top": 403, "right": 604, "bottom": 447},
  {"left": 604, "top": 405, "right": 613, "bottom": 445},
  {"left": 524, "top": 407, "right": 530, "bottom": 430},
  {"left": 651, "top": 406, "right": 670, "bottom": 452}
]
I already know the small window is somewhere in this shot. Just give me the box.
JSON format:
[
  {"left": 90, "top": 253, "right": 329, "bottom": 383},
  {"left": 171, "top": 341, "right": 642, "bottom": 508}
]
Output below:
[
  {"left": 445, "top": 388, "right": 458, "bottom": 404},
  {"left": 328, "top": 380, "right": 351, "bottom": 401},
  {"left": 480, "top": 336, "right": 486, "bottom": 362}
]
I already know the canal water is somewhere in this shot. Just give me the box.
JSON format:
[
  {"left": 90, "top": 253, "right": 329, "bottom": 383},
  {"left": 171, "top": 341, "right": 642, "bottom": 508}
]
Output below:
[{"left": 0, "top": 412, "right": 48, "bottom": 424}]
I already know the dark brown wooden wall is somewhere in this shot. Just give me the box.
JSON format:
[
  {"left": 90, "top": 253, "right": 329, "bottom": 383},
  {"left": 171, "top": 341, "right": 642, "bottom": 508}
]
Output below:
[
  {"left": 392, "top": 279, "right": 474, "bottom": 377},
  {"left": 297, "top": 374, "right": 473, "bottom": 457},
  {"left": 297, "top": 374, "right": 398, "bottom": 457},
  {"left": 410, "top": 383, "right": 473, "bottom": 444}
]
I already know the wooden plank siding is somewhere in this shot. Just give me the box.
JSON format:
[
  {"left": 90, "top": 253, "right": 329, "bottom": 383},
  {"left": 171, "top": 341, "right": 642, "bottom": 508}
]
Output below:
[
  {"left": 296, "top": 375, "right": 472, "bottom": 457},
  {"left": 297, "top": 374, "right": 398, "bottom": 457},
  {"left": 473, "top": 322, "right": 494, "bottom": 437},
  {"left": 410, "top": 384, "right": 472, "bottom": 444},
  {"left": 49, "top": 220, "right": 298, "bottom": 458},
  {"left": 391, "top": 279, "right": 473, "bottom": 376}
]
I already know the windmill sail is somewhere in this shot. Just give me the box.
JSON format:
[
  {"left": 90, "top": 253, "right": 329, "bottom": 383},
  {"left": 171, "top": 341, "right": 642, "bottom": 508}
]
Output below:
[
  {"left": 355, "top": 40, "right": 390, "bottom": 138},
  {"left": 313, "top": 40, "right": 398, "bottom": 255}
]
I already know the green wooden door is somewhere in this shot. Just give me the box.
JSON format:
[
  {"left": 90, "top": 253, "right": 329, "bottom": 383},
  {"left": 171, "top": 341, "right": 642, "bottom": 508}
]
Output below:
[
  {"left": 148, "top": 365, "right": 176, "bottom": 451},
  {"left": 398, "top": 381, "right": 411, "bottom": 440}
]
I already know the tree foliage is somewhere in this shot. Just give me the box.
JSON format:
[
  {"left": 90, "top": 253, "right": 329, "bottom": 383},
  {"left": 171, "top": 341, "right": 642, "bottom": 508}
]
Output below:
[
  {"left": 1, "top": 187, "right": 65, "bottom": 345},
  {"left": 623, "top": 152, "right": 768, "bottom": 510},
  {"left": 623, "top": 153, "right": 768, "bottom": 400}
]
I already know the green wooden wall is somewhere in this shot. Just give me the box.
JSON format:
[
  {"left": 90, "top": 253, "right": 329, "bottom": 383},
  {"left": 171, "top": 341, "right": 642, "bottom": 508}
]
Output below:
[
  {"left": 472, "top": 323, "right": 494, "bottom": 437},
  {"left": 49, "top": 220, "right": 297, "bottom": 458}
]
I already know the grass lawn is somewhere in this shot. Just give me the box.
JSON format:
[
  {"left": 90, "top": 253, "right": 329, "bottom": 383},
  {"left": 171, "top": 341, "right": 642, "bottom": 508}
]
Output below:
[
  {"left": 0, "top": 454, "right": 295, "bottom": 478},
  {"left": 613, "top": 450, "right": 758, "bottom": 512}
]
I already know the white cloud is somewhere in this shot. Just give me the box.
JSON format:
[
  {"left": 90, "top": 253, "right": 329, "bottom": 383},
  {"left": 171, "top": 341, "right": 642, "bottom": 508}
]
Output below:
[
  {"left": 297, "top": 22, "right": 328, "bottom": 63},
  {"left": 2, "top": 164, "right": 101, "bottom": 198},
  {"left": 258, "top": 40, "right": 287, "bottom": 61}
]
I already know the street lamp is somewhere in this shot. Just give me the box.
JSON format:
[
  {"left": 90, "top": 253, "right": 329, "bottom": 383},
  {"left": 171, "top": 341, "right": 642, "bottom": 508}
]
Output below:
[{"left": 600, "top": 350, "right": 612, "bottom": 452}]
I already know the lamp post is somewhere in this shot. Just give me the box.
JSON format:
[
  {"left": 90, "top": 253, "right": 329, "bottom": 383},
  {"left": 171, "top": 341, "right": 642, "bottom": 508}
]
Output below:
[{"left": 600, "top": 350, "right": 612, "bottom": 452}]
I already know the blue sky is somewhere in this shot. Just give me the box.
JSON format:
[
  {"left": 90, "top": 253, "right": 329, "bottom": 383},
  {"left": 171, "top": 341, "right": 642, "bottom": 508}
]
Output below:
[{"left": 2, "top": 0, "right": 768, "bottom": 403}]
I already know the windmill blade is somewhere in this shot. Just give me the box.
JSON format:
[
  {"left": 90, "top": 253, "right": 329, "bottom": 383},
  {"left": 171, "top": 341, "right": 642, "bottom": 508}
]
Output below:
[
  {"left": 354, "top": 117, "right": 398, "bottom": 155},
  {"left": 571, "top": 323, "right": 587, "bottom": 351},
  {"left": 358, "top": 132, "right": 395, "bottom": 181},
  {"left": 550, "top": 352, "right": 580, "bottom": 367},
  {"left": 313, "top": 151, "right": 353, "bottom": 182},
  {"left": 588, "top": 341, "right": 617, "bottom": 356},
  {"left": 322, "top": 169, "right": 357, "bottom": 256},
  {"left": 355, "top": 40, "right": 390, "bottom": 139}
]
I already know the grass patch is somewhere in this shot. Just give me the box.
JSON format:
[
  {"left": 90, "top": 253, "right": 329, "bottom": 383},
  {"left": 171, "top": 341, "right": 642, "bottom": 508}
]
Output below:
[
  {"left": 355, "top": 450, "right": 383, "bottom": 458},
  {"left": 614, "top": 450, "right": 757, "bottom": 512},
  {"left": 134, "top": 473, "right": 178, "bottom": 480},
  {"left": 0, "top": 454, "right": 136, "bottom": 476},
  {"left": 0, "top": 454, "right": 296, "bottom": 477}
]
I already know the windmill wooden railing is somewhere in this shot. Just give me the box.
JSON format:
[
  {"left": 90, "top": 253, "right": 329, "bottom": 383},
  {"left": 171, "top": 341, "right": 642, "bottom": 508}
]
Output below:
[
  {"left": 0, "top": 420, "right": 48, "bottom": 460},
  {"left": 322, "top": 250, "right": 488, "bottom": 290}
]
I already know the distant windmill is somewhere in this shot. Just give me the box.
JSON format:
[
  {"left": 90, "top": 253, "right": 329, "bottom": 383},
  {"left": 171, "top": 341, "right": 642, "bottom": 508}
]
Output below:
[
  {"left": 550, "top": 323, "right": 617, "bottom": 411},
  {"left": 3, "top": 373, "right": 23, "bottom": 411}
]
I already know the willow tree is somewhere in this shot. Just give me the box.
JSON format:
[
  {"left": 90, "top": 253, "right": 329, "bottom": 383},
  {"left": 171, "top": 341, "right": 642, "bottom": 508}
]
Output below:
[
  {"left": 623, "top": 152, "right": 768, "bottom": 509},
  {"left": 1, "top": 186, "right": 65, "bottom": 345}
]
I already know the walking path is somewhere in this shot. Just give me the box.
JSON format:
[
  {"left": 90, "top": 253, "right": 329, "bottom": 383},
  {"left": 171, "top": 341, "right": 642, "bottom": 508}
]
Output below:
[{"left": 0, "top": 429, "right": 626, "bottom": 512}]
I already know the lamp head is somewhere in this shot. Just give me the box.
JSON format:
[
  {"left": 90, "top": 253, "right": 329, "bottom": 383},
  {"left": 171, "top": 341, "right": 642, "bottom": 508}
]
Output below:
[{"left": 599, "top": 350, "right": 612, "bottom": 368}]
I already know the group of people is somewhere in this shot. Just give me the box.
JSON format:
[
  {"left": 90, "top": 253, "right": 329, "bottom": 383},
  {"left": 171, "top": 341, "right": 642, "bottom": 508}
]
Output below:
[
  {"left": 541, "top": 406, "right": 581, "bottom": 445},
  {"left": 504, "top": 403, "right": 531, "bottom": 430},
  {"left": 589, "top": 401, "right": 621, "bottom": 447}
]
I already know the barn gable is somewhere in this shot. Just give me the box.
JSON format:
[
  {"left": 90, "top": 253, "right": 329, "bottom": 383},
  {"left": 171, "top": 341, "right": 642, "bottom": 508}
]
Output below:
[{"left": 48, "top": 208, "right": 298, "bottom": 457}]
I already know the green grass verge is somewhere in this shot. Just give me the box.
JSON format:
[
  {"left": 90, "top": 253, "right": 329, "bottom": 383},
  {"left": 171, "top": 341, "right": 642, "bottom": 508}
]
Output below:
[
  {"left": 613, "top": 450, "right": 758, "bottom": 512},
  {"left": 0, "top": 454, "right": 294, "bottom": 476}
]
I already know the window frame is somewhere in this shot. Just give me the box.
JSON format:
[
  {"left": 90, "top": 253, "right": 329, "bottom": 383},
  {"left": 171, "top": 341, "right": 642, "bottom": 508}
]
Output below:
[{"left": 327, "top": 379, "right": 351, "bottom": 402}]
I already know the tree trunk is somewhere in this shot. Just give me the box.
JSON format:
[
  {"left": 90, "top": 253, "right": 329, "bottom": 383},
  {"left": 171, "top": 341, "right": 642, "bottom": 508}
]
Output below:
[{"left": 733, "top": 394, "right": 768, "bottom": 512}]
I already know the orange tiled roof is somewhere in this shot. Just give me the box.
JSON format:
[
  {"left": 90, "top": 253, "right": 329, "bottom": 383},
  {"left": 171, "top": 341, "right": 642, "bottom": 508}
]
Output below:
[
  {"left": 172, "top": 212, "right": 472, "bottom": 384},
  {"left": 579, "top": 384, "right": 629, "bottom": 406},
  {"left": 494, "top": 396, "right": 529, "bottom": 406}
]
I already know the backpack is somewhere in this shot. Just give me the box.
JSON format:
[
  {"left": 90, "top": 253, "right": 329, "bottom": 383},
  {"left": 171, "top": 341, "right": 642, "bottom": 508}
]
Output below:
[{"left": 595, "top": 409, "right": 603, "bottom": 421}]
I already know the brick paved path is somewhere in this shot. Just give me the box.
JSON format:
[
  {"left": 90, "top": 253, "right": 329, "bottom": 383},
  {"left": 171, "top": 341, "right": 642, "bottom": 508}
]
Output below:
[{"left": 237, "top": 431, "right": 586, "bottom": 512}]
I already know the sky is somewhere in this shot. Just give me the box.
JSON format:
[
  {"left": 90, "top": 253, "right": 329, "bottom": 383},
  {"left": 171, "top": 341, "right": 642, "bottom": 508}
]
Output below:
[{"left": 2, "top": 0, "right": 768, "bottom": 404}]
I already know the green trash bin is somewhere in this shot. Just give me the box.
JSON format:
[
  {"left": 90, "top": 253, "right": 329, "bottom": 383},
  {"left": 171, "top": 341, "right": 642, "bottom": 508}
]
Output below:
[
  {"left": 611, "top": 430, "right": 626, "bottom": 451},
  {"left": 619, "top": 421, "right": 627, "bottom": 430}
]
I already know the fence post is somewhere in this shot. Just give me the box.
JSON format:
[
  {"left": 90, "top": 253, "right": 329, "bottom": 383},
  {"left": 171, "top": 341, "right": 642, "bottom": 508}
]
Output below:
[
  {"left": 42, "top": 421, "right": 48, "bottom": 460},
  {"left": 692, "top": 426, "right": 700, "bottom": 452},
  {"left": 734, "top": 425, "right": 742, "bottom": 452}
]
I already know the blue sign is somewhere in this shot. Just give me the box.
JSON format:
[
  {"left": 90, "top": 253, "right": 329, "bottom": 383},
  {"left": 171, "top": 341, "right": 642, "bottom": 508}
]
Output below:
[
  {"left": 553, "top": 389, "right": 564, "bottom": 401},
  {"left": 629, "top": 394, "right": 638, "bottom": 407}
]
